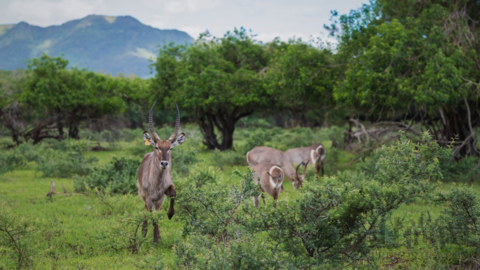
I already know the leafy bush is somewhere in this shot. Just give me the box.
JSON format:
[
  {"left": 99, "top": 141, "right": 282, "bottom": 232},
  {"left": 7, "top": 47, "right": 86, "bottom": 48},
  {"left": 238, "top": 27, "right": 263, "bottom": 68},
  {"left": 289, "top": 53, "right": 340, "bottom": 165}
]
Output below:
[
  {"left": 36, "top": 148, "right": 98, "bottom": 178},
  {"left": 440, "top": 156, "right": 480, "bottom": 182},
  {"left": 270, "top": 126, "right": 317, "bottom": 151},
  {"left": 174, "top": 132, "right": 450, "bottom": 268},
  {"left": 0, "top": 149, "right": 25, "bottom": 176},
  {"left": 172, "top": 144, "right": 198, "bottom": 175},
  {"left": 75, "top": 155, "right": 141, "bottom": 194},
  {"left": 0, "top": 203, "right": 35, "bottom": 269},
  {"left": 211, "top": 150, "right": 245, "bottom": 170},
  {"left": 0, "top": 137, "right": 14, "bottom": 149}
]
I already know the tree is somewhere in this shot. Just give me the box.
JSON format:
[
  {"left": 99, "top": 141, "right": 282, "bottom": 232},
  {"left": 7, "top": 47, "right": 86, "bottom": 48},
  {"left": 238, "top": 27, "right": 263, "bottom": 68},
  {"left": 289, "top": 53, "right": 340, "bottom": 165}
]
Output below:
[
  {"left": 22, "top": 54, "right": 125, "bottom": 141},
  {"left": 153, "top": 29, "right": 270, "bottom": 150},
  {"left": 265, "top": 40, "right": 338, "bottom": 127},
  {"left": 331, "top": 0, "right": 480, "bottom": 156}
]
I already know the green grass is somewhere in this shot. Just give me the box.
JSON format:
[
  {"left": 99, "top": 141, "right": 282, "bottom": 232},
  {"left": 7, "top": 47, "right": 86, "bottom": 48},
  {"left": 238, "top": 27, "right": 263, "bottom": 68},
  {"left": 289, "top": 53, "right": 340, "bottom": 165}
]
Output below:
[{"left": 1, "top": 134, "right": 478, "bottom": 269}]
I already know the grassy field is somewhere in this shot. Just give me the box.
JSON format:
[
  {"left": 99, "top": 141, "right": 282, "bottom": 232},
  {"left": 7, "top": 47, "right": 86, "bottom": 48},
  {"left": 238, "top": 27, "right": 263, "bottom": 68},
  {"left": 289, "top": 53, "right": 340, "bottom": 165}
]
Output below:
[{"left": 0, "top": 127, "right": 479, "bottom": 269}]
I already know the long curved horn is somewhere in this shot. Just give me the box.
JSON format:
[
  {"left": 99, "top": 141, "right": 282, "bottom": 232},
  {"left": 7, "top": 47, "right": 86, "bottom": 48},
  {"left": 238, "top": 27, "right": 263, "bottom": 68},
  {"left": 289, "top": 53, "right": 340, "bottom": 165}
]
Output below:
[
  {"left": 169, "top": 102, "right": 180, "bottom": 142},
  {"left": 296, "top": 162, "right": 303, "bottom": 179},
  {"left": 149, "top": 100, "right": 160, "bottom": 141},
  {"left": 303, "top": 160, "right": 310, "bottom": 175}
]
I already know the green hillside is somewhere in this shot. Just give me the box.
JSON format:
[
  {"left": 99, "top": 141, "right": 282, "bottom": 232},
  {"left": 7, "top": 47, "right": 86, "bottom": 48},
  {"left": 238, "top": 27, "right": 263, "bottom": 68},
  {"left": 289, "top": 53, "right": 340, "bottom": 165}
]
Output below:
[{"left": 0, "top": 15, "right": 193, "bottom": 77}]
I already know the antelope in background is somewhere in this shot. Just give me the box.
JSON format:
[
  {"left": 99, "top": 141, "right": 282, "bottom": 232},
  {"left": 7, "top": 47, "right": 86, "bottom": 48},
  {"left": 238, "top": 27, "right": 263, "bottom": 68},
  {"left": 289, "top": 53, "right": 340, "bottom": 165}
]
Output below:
[
  {"left": 246, "top": 146, "right": 308, "bottom": 190},
  {"left": 249, "top": 163, "right": 284, "bottom": 207},
  {"left": 285, "top": 143, "right": 325, "bottom": 178},
  {"left": 137, "top": 101, "right": 185, "bottom": 244}
]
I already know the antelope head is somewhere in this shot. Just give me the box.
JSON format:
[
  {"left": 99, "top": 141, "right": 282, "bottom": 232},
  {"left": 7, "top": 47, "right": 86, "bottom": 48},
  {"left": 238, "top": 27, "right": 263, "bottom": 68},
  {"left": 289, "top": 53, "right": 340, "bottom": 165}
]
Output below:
[
  {"left": 143, "top": 100, "right": 186, "bottom": 171},
  {"left": 293, "top": 160, "right": 309, "bottom": 189}
]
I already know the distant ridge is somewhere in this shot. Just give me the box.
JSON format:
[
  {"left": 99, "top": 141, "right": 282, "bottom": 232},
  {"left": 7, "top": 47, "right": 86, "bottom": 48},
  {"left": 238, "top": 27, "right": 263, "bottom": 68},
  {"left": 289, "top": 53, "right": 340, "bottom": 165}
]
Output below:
[{"left": 0, "top": 15, "right": 193, "bottom": 77}]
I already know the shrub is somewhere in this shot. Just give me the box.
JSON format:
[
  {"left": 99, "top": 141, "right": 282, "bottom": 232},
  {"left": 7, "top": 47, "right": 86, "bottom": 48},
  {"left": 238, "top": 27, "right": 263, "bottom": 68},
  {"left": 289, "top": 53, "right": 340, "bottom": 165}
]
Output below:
[
  {"left": 0, "top": 149, "right": 25, "bottom": 176},
  {"left": 174, "top": 132, "right": 450, "bottom": 268},
  {"left": 172, "top": 144, "right": 198, "bottom": 175},
  {"left": 211, "top": 150, "right": 245, "bottom": 170},
  {"left": 440, "top": 156, "right": 480, "bottom": 182},
  {"left": 36, "top": 148, "right": 98, "bottom": 178},
  {"left": 75, "top": 155, "right": 141, "bottom": 194},
  {"left": 0, "top": 203, "right": 35, "bottom": 269}
]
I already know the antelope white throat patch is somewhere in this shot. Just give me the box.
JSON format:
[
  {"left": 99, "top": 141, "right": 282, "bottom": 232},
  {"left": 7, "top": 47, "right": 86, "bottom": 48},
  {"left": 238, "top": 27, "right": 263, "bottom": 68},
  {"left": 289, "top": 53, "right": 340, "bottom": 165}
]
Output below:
[{"left": 269, "top": 165, "right": 283, "bottom": 190}]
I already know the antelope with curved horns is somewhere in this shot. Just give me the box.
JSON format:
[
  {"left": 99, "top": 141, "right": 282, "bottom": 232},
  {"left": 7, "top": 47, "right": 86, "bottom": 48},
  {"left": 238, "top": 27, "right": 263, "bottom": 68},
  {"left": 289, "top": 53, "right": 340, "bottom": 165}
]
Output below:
[
  {"left": 249, "top": 163, "right": 284, "bottom": 207},
  {"left": 137, "top": 100, "right": 186, "bottom": 244},
  {"left": 246, "top": 146, "right": 308, "bottom": 190},
  {"left": 285, "top": 143, "right": 325, "bottom": 178}
]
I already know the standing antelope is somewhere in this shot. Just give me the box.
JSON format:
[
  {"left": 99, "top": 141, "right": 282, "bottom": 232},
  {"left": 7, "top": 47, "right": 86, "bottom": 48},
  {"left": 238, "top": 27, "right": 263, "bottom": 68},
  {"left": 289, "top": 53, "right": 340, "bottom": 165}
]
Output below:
[
  {"left": 138, "top": 101, "right": 186, "bottom": 244},
  {"left": 249, "top": 163, "right": 284, "bottom": 207},
  {"left": 246, "top": 146, "right": 308, "bottom": 190},
  {"left": 285, "top": 144, "right": 325, "bottom": 178}
]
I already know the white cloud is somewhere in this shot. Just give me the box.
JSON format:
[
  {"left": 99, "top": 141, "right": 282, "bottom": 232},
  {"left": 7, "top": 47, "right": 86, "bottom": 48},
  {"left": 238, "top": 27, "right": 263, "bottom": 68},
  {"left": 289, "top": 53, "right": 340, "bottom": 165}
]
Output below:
[{"left": 0, "top": 0, "right": 366, "bottom": 44}]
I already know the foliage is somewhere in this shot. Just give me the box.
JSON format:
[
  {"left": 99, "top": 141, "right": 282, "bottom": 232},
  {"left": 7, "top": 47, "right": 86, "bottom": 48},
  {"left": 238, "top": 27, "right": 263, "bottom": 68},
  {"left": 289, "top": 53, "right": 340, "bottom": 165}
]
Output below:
[
  {"left": 0, "top": 148, "right": 25, "bottom": 177},
  {"left": 0, "top": 203, "right": 35, "bottom": 269},
  {"left": 265, "top": 40, "right": 337, "bottom": 125},
  {"left": 35, "top": 139, "right": 98, "bottom": 178},
  {"left": 332, "top": 0, "right": 480, "bottom": 156},
  {"left": 405, "top": 184, "right": 480, "bottom": 266},
  {"left": 440, "top": 156, "right": 480, "bottom": 182},
  {"left": 75, "top": 155, "right": 141, "bottom": 194},
  {"left": 211, "top": 150, "right": 245, "bottom": 170},
  {"left": 153, "top": 28, "right": 270, "bottom": 150}
]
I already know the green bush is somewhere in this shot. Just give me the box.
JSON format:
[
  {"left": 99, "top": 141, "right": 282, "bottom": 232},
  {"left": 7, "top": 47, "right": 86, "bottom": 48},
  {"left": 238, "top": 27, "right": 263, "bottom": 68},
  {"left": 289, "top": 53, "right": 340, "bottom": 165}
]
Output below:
[
  {"left": 36, "top": 148, "right": 97, "bottom": 178},
  {"left": 174, "top": 132, "right": 450, "bottom": 268},
  {"left": 211, "top": 150, "right": 245, "bottom": 170},
  {"left": 172, "top": 144, "right": 198, "bottom": 175},
  {"left": 440, "top": 156, "right": 480, "bottom": 182},
  {"left": 75, "top": 155, "right": 141, "bottom": 194},
  {"left": 0, "top": 203, "right": 35, "bottom": 269},
  {"left": 0, "top": 149, "right": 25, "bottom": 176}
]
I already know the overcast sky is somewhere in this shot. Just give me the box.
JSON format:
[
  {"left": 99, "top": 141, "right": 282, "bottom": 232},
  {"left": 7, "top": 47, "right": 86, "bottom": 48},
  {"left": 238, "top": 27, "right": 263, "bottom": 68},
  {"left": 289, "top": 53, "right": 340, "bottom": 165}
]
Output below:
[{"left": 0, "top": 0, "right": 367, "bottom": 42}]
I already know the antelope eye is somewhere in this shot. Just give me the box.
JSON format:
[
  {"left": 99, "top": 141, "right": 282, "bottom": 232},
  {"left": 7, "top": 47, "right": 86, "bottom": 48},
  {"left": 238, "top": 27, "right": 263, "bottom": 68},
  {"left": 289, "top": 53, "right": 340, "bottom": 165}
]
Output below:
[{"left": 155, "top": 147, "right": 159, "bottom": 150}]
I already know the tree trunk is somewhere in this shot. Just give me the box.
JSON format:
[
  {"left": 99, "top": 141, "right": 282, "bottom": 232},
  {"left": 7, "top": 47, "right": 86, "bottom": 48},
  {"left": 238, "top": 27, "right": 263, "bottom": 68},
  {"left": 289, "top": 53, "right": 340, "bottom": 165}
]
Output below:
[
  {"left": 57, "top": 108, "right": 63, "bottom": 141},
  {"left": 68, "top": 114, "right": 80, "bottom": 140},
  {"left": 434, "top": 104, "right": 479, "bottom": 157},
  {"left": 197, "top": 107, "right": 253, "bottom": 151},
  {"left": 198, "top": 113, "right": 220, "bottom": 150}
]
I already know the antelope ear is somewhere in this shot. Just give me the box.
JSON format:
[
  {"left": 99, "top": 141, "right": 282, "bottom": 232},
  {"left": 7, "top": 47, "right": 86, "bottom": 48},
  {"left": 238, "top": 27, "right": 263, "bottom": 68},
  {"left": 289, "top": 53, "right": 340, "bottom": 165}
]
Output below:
[
  {"left": 143, "top": 131, "right": 155, "bottom": 147},
  {"left": 172, "top": 133, "right": 186, "bottom": 147},
  {"left": 277, "top": 174, "right": 282, "bottom": 181}
]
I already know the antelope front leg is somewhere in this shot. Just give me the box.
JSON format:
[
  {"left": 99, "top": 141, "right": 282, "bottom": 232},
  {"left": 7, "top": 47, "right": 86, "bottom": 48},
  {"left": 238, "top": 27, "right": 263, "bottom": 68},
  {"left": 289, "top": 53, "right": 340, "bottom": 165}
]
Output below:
[
  {"left": 165, "top": 185, "right": 176, "bottom": 220},
  {"left": 167, "top": 198, "right": 175, "bottom": 220}
]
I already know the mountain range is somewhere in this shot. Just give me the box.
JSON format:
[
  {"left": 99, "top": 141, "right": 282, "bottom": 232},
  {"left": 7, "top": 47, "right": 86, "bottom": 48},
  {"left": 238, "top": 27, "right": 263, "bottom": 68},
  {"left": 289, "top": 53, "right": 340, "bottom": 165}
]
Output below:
[{"left": 0, "top": 15, "right": 193, "bottom": 77}]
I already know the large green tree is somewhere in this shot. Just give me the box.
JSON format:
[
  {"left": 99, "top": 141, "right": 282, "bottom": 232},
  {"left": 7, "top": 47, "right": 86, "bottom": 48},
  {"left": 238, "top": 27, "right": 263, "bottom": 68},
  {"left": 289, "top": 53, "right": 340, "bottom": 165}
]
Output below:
[
  {"left": 265, "top": 41, "right": 338, "bottom": 127},
  {"left": 153, "top": 29, "right": 270, "bottom": 150},
  {"left": 331, "top": 0, "right": 480, "bottom": 156},
  {"left": 22, "top": 54, "right": 125, "bottom": 141}
]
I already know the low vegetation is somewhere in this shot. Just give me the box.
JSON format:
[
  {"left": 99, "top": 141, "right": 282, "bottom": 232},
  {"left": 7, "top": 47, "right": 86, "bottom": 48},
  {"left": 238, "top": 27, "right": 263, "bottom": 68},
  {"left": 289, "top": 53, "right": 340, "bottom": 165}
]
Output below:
[{"left": 0, "top": 126, "right": 479, "bottom": 269}]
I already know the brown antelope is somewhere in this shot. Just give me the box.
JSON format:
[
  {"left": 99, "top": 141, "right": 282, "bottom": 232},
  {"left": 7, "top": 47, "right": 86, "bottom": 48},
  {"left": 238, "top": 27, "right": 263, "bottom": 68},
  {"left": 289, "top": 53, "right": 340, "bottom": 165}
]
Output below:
[
  {"left": 285, "top": 144, "right": 325, "bottom": 178},
  {"left": 246, "top": 146, "right": 308, "bottom": 190},
  {"left": 249, "top": 163, "right": 284, "bottom": 207},
  {"left": 138, "top": 100, "right": 185, "bottom": 244}
]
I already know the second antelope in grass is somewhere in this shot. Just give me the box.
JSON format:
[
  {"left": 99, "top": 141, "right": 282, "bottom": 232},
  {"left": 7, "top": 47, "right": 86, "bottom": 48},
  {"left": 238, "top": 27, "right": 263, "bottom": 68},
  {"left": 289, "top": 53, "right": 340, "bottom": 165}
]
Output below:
[
  {"left": 249, "top": 163, "right": 284, "bottom": 207},
  {"left": 285, "top": 144, "right": 325, "bottom": 178}
]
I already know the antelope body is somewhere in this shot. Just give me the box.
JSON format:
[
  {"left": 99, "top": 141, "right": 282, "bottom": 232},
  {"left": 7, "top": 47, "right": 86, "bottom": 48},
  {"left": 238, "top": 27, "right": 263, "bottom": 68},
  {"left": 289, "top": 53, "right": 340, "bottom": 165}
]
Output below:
[
  {"left": 137, "top": 101, "right": 185, "bottom": 243},
  {"left": 285, "top": 144, "right": 325, "bottom": 177},
  {"left": 249, "top": 163, "right": 284, "bottom": 207},
  {"left": 246, "top": 146, "right": 308, "bottom": 190}
]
